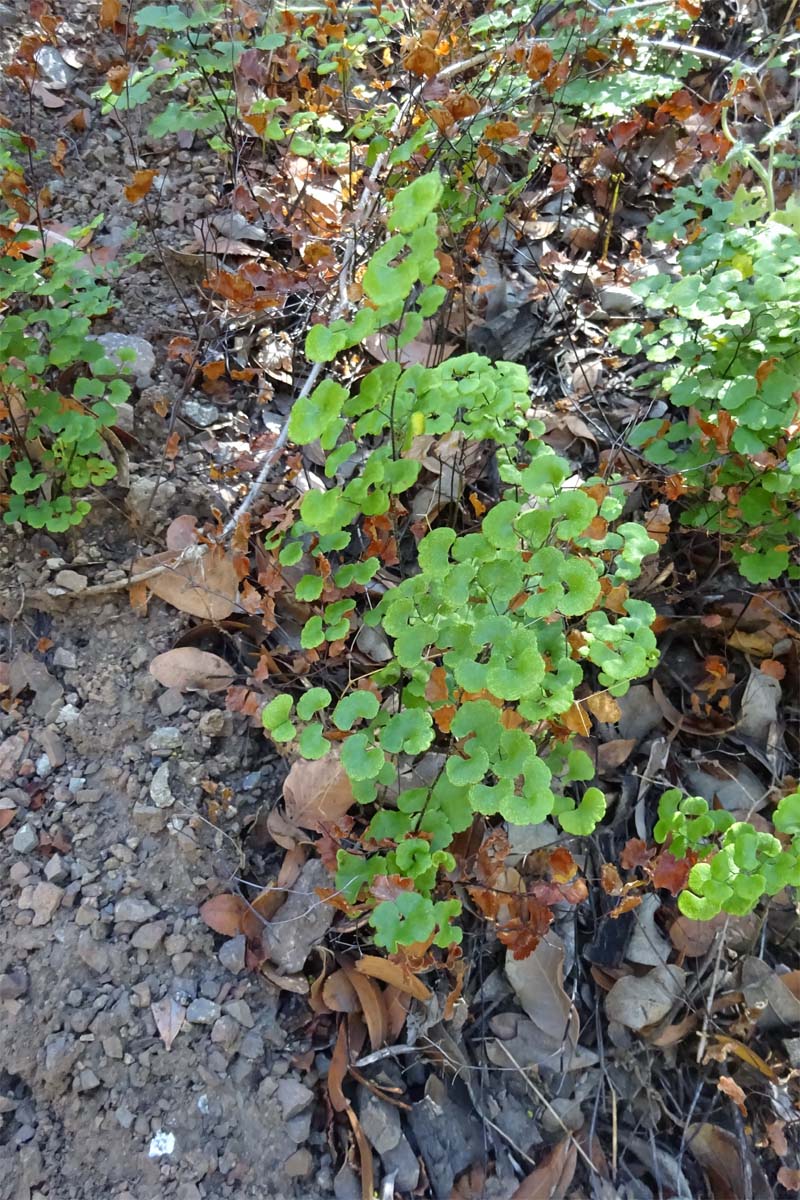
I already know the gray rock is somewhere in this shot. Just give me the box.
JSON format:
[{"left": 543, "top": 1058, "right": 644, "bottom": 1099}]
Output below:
[
  {"left": 91, "top": 333, "right": 155, "bottom": 388},
  {"left": 616, "top": 685, "right": 663, "bottom": 741},
  {"left": 54, "top": 569, "right": 87, "bottom": 593},
  {"left": 114, "top": 897, "right": 159, "bottom": 925},
  {"left": 158, "top": 688, "right": 184, "bottom": 717},
  {"left": 31, "top": 882, "right": 64, "bottom": 926},
  {"left": 283, "top": 1149, "right": 313, "bottom": 1178},
  {"left": 126, "top": 476, "right": 177, "bottom": 524},
  {"left": 149, "top": 762, "right": 174, "bottom": 808},
  {"left": 116, "top": 1106, "right": 135, "bottom": 1129},
  {"left": 0, "top": 968, "right": 29, "bottom": 1000},
  {"left": 598, "top": 284, "right": 639, "bottom": 315},
  {"left": 53, "top": 647, "right": 78, "bottom": 670},
  {"left": 264, "top": 858, "right": 334, "bottom": 973},
  {"left": 34, "top": 46, "right": 77, "bottom": 87},
  {"left": 77, "top": 929, "right": 110, "bottom": 974},
  {"left": 35, "top": 753, "right": 53, "bottom": 778},
  {"left": 198, "top": 709, "right": 226, "bottom": 736},
  {"left": 333, "top": 1163, "right": 361, "bottom": 1200},
  {"left": 186, "top": 998, "right": 221, "bottom": 1025},
  {"left": 358, "top": 1088, "right": 402, "bottom": 1155},
  {"left": 380, "top": 1133, "right": 420, "bottom": 1192},
  {"left": 182, "top": 400, "right": 220, "bottom": 428},
  {"left": 210, "top": 1016, "right": 239, "bottom": 1049},
  {"left": 13, "top": 824, "right": 38, "bottom": 854},
  {"left": 43, "top": 1034, "right": 79, "bottom": 1089},
  {"left": 211, "top": 212, "right": 267, "bottom": 242},
  {"left": 285, "top": 1111, "right": 312, "bottom": 1143},
  {"left": 113, "top": 402, "right": 134, "bottom": 434},
  {"left": 132, "top": 804, "right": 168, "bottom": 834},
  {"left": 277, "top": 1078, "right": 314, "bottom": 1120},
  {"left": 131, "top": 921, "right": 167, "bottom": 951},
  {"left": 239, "top": 1031, "right": 263, "bottom": 1060},
  {"left": 0, "top": 6, "right": 17, "bottom": 28},
  {"left": 147, "top": 727, "right": 182, "bottom": 755},
  {"left": 218, "top": 935, "right": 246, "bottom": 974},
  {"left": 224, "top": 1000, "right": 254, "bottom": 1029},
  {"left": 44, "top": 854, "right": 69, "bottom": 884},
  {"left": 102, "top": 1035, "right": 123, "bottom": 1060},
  {"left": 76, "top": 1068, "right": 100, "bottom": 1092}
]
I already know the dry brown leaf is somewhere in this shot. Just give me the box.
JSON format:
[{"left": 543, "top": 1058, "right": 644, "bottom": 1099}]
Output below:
[
  {"left": 766, "top": 1120, "right": 789, "bottom": 1158},
  {"left": 717, "top": 1074, "right": 746, "bottom": 1114},
  {"left": 354, "top": 954, "right": 432, "bottom": 1002},
  {"left": 265, "top": 805, "right": 305, "bottom": 850},
  {"left": 778, "top": 1168, "right": 800, "bottom": 1192},
  {"left": 149, "top": 647, "right": 235, "bottom": 693},
  {"left": 165, "top": 513, "right": 199, "bottom": 550},
  {"left": 343, "top": 966, "right": 386, "bottom": 1052},
  {"left": 134, "top": 545, "right": 239, "bottom": 621},
  {"left": 383, "top": 984, "right": 412, "bottom": 1040},
  {"left": 708, "top": 1034, "right": 778, "bottom": 1082},
  {"left": 511, "top": 1137, "right": 577, "bottom": 1199},
  {"left": 260, "top": 962, "right": 310, "bottom": 993},
  {"left": 558, "top": 702, "right": 591, "bottom": 736},
  {"left": 584, "top": 692, "right": 622, "bottom": 724},
  {"left": 151, "top": 996, "right": 185, "bottom": 1051},
  {"left": 125, "top": 168, "right": 157, "bottom": 203},
  {"left": 199, "top": 893, "right": 261, "bottom": 941},
  {"left": 283, "top": 754, "right": 354, "bottom": 833},
  {"left": 504, "top": 937, "right": 579, "bottom": 1067},
  {"left": 688, "top": 1123, "right": 774, "bottom": 1200},
  {"left": 596, "top": 738, "right": 636, "bottom": 772},
  {"left": 345, "top": 1103, "right": 375, "bottom": 1200},
  {"left": 669, "top": 913, "right": 725, "bottom": 957},
  {"left": 328, "top": 1020, "right": 349, "bottom": 1113},
  {"left": 0, "top": 806, "right": 17, "bottom": 832},
  {"left": 99, "top": 0, "right": 121, "bottom": 26},
  {"left": 323, "top": 968, "right": 360, "bottom": 1013}
]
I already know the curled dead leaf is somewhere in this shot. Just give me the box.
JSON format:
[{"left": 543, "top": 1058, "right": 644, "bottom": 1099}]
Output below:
[
  {"left": 283, "top": 754, "right": 354, "bottom": 833},
  {"left": 354, "top": 954, "right": 431, "bottom": 1002},
  {"left": 323, "top": 968, "right": 360, "bottom": 1013},
  {"left": 511, "top": 1136, "right": 577, "bottom": 1200},
  {"left": 199, "top": 893, "right": 262, "bottom": 941},
  {"left": 342, "top": 965, "right": 387, "bottom": 1052},
  {"left": 149, "top": 647, "right": 235, "bottom": 693},
  {"left": 151, "top": 996, "right": 185, "bottom": 1051},
  {"left": 134, "top": 545, "right": 239, "bottom": 621}
]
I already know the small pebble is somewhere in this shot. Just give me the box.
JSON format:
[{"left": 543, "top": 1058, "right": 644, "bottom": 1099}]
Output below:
[
  {"left": 13, "top": 824, "right": 38, "bottom": 854},
  {"left": 185, "top": 998, "right": 220, "bottom": 1025}
]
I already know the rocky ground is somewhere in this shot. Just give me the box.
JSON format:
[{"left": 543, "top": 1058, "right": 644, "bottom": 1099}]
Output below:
[
  {"left": 0, "top": 2, "right": 338, "bottom": 1195},
  {"left": 0, "top": 540, "right": 339, "bottom": 1200}
]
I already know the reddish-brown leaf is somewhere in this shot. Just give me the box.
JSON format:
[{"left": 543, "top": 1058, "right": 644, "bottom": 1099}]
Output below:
[
  {"left": 548, "top": 848, "right": 577, "bottom": 883},
  {"left": 199, "top": 893, "right": 262, "bottom": 941},
  {"left": 354, "top": 954, "right": 431, "bottom": 1002},
  {"left": 717, "top": 1075, "right": 747, "bottom": 1115},
  {"left": 99, "top": 0, "right": 121, "bottom": 26},
  {"left": 124, "top": 168, "right": 157, "bottom": 203},
  {"left": 322, "top": 968, "right": 360, "bottom": 1013},
  {"left": 601, "top": 863, "right": 623, "bottom": 894},
  {"left": 106, "top": 63, "right": 129, "bottom": 94},
  {"left": 621, "top": 838, "right": 655, "bottom": 870},
  {"left": 343, "top": 967, "right": 386, "bottom": 1052},
  {"left": 282, "top": 754, "right": 353, "bottom": 833},
  {"left": 651, "top": 851, "right": 691, "bottom": 896},
  {"left": 0, "top": 806, "right": 17, "bottom": 832},
  {"left": 327, "top": 1019, "right": 349, "bottom": 1112},
  {"left": 402, "top": 44, "right": 438, "bottom": 76},
  {"left": 511, "top": 1136, "right": 577, "bottom": 1200},
  {"left": 527, "top": 42, "right": 553, "bottom": 78}
]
